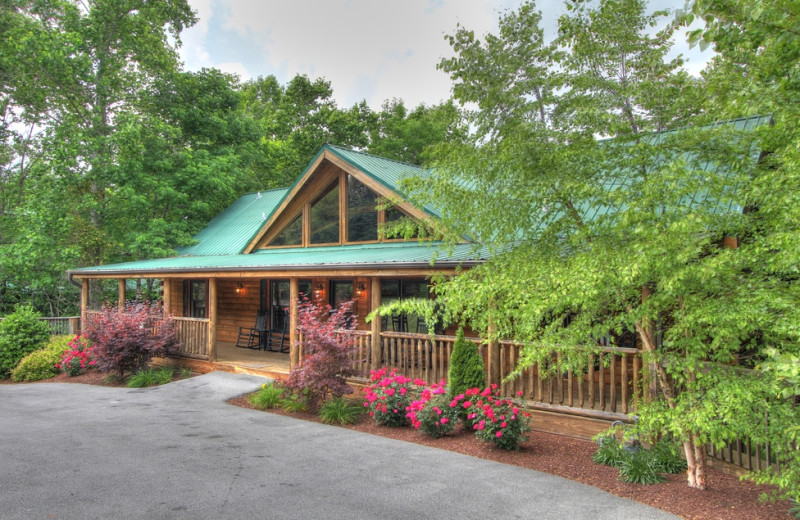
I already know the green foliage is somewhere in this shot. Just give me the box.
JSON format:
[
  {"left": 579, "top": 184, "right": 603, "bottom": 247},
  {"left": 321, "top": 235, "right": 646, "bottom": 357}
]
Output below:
[
  {"left": 249, "top": 382, "right": 286, "bottom": 410},
  {"left": 280, "top": 393, "right": 309, "bottom": 413},
  {"left": 318, "top": 397, "right": 364, "bottom": 425},
  {"left": 125, "top": 367, "right": 175, "bottom": 388},
  {"left": 593, "top": 435, "right": 627, "bottom": 468},
  {"left": 650, "top": 437, "right": 688, "bottom": 475},
  {"left": 0, "top": 305, "right": 51, "bottom": 378},
  {"left": 10, "top": 335, "right": 72, "bottom": 382},
  {"left": 618, "top": 449, "right": 667, "bottom": 485},
  {"left": 447, "top": 329, "right": 486, "bottom": 399}
]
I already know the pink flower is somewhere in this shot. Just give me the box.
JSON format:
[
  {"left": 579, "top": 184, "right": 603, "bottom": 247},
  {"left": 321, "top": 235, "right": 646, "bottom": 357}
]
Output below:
[
  {"left": 440, "top": 417, "right": 449, "bottom": 425},
  {"left": 496, "top": 431, "right": 503, "bottom": 438},
  {"left": 501, "top": 421, "right": 507, "bottom": 428}
]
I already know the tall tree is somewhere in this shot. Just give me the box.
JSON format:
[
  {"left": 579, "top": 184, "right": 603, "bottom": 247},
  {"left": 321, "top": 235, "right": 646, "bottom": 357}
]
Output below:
[{"left": 404, "top": 0, "right": 792, "bottom": 491}]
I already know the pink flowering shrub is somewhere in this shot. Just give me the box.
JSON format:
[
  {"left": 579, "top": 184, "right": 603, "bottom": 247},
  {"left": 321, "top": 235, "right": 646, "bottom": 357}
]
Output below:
[
  {"left": 56, "top": 335, "right": 97, "bottom": 377},
  {"left": 284, "top": 298, "right": 357, "bottom": 410},
  {"left": 406, "top": 380, "right": 459, "bottom": 438},
  {"left": 363, "top": 368, "right": 418, "bottom": 427},
  {"left": 460, "top": 386, "right": 532, "bottom": 451}
]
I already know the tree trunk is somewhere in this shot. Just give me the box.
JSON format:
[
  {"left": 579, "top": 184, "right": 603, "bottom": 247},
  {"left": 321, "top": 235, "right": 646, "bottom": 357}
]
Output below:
[{"left": 683, "top": 435, "right": 708, "bottom": 490}]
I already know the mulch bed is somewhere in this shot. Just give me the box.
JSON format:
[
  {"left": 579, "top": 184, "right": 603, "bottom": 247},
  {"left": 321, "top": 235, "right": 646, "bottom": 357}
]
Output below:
[{"left": 228, "top": 393, "right": 794, "bottom": 520}]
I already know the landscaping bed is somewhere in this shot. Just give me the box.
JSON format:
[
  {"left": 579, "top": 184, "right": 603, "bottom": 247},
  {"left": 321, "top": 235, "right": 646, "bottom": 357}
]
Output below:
[{"left": 229, "top": 392, "right": 792, "bottom": 520}]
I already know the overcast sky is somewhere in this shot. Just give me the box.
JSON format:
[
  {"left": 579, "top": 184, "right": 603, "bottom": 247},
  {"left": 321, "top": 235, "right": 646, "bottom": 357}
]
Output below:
[{"left": 179, "top": 0, "right": 712, "bottom": 110}]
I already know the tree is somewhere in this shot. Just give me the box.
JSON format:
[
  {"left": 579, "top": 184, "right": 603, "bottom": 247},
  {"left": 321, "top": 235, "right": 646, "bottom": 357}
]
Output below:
[
  {"left": 284, "top": 298, "right": 359, "bottom": 410},
  {"left": 366, "top": 99, "right": 467, "bottom": 165},
  {"left": 85, "top": 303, "right": 180, "bottom": 379},
  {"left": 403, "top": 0, "right": 796, "bottom": 491}
]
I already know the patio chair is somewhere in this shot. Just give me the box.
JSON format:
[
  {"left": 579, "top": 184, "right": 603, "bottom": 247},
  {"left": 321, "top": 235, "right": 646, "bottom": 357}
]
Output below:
[
  {"left": 266, "top": 309, "right": 290, "bottom": 353},
  {"left": 236, "top": 311, "right": 269, "bottom": 350}
]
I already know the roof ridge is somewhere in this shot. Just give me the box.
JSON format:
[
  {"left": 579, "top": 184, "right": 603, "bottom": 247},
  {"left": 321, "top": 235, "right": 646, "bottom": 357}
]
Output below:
[{"left": 325, "top": 143, "right": 427, "bottom": 171}]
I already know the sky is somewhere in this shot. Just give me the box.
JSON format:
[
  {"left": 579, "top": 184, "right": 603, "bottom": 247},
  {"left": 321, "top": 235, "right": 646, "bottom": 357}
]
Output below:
[{"left": 178, "top": 0, "right": 712, "bottom": 110}]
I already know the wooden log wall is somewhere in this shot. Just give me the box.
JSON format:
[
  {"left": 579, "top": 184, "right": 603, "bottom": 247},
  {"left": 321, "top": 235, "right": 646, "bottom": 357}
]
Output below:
[{"left": 215, "top": 280, "right": 261, "bottom": 343}]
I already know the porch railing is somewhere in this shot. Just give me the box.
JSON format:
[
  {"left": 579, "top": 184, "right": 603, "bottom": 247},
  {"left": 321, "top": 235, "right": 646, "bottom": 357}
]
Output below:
[
  {"left": 173, "top": 317, "right": 209, "bottom": 359},
  {"left": 498, "top": 342, "right": 640, "bottom": 417},
  {"left": 0, "top": 316, "right": 80, "bottom": 335},
  {"left": 341, "top": 331, "right": 641, "bottom": 419}
]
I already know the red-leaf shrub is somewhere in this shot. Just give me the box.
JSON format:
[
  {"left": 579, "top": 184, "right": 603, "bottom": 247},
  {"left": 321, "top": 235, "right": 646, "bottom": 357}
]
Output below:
[
  {"left": 85, "top": 303, "right": 180, "bottom": 378},
  {"left": 284, "top": 298, "right": 358, "bottom": 409}
]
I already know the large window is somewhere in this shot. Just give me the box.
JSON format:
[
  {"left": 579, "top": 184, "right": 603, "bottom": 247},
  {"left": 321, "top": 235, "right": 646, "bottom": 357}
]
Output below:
[
  {"left": 347, "top": 175, "right": 378, "bottom": 242},
  {"left": 310, "top": 181, "right": 340, "bottom": 244},
  {"left": 268, "top": 213, "right": 302, "bottom": 247},
  {"left": 183, "top": 280, "right": 207, "bottom": 318}
]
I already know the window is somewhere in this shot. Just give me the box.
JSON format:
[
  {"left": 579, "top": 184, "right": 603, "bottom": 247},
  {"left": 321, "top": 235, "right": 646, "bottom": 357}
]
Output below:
[
  {"left": 383, "top": 206, "right": 419, "bottom": 239},
  {"left": 330, "top": 280, "right": 353, "bottom": 307},
  {"left": 268, "top": 213, "right": 302, "bottom": 246},
  {"left": 347, "top": 175, "right": 378, "bottom": 242},
  {"left": 268, "top": 280, "right": 311, "bottom": 331},
  {"left": 310, "top": 181, "right": 340, "bottom": 244},
  {"left": 380, "top": 279, "right": 430, "bottom": 332},
  {"left": 183, "top": 280, "right": 207, "bottom": 318}
]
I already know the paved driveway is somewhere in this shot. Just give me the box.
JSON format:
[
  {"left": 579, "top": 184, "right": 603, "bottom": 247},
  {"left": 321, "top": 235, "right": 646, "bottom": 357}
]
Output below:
[{"left": 0, "top": 372, "right": 678, "bottom": 520}]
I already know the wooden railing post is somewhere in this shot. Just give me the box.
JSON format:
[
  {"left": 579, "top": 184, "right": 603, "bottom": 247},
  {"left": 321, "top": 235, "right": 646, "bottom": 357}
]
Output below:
[
  {"left": 370, "top": 277, "right": 381, "bottom": 373},
  {"left": 68, "top": 317, "right": 80, "bottom": 335},
  {"left": 207, "top": 278, "right": 217, "bottom": 362},
  {"left": 289, "top": 277, "right": 299, "bottom": 370}
]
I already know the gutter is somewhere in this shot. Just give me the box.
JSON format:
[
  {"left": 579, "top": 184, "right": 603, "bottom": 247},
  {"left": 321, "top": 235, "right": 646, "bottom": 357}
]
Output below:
[
  {"left": 68, "top": 272, "right": 82, "bottom": 288},
  {"left": 66, "top": 259, "right": 485, "bottom": 278}
]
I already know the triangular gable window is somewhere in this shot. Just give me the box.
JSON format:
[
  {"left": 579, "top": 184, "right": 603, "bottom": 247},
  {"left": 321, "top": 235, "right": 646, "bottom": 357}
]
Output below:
[
  {"left": 347, "top": 175, "right": 378, "bottom": 242},
  {"left": 255, "top": 160, "right": 427, "bottom": 250},
  {"left": 267, "top": 212, "right": 302, "bottom": 247},
  {"left": 310, "top": 180, "right": 340, "bottom": 244}
]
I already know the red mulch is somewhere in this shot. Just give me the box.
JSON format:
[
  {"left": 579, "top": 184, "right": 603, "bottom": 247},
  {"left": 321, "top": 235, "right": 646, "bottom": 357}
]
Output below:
[{"left": 228, "top": 392, "right": 794, "bottom": 520}]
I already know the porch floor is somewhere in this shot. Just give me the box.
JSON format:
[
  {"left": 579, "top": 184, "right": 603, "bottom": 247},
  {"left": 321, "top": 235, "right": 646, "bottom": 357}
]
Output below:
[{"left": 158, "top": 341, "right": 291, "bottom": 380}]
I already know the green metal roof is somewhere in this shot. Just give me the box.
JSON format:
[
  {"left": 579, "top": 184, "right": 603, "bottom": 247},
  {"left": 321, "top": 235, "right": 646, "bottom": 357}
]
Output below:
[
  {"left": 72, "top": 242, "right": 487, "bottom": 275},
  {"left": 178, "top": 188, "right": 288, "bottom": 256}
]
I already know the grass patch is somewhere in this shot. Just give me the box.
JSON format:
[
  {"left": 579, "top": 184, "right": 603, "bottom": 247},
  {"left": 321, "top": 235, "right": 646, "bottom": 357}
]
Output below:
[
  {"left": 319, "top": 397, "right": 364, "bottom": 425},
  {"left": 126, "top": 367, "right": 175, "bottom": 388},
  {"left": 249, "top": 382, "right": 285, "bottom": 410}
]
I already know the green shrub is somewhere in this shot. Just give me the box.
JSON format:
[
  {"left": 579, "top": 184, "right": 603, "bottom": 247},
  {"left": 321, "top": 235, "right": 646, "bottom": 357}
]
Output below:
[
  {"left": 447, "top": 328, "right": 485, "bottom": 399},
  {"left": 281, "top": 393, "right": 309, "bottom": 413},
  {"left": 0, "top": 305, "right": 51, "bottom": 378},
  {"left": 593, "top": 435, "right": 627, "bottom": 467},
  {"left": 249, "top": 382, "right": 285, "bottom": 410},
  {"left": 126, "top": 367, "right": 175, "bottom": 388},
  {"left": 650, "top": 437, "right": 687, "bottom": 474},
  {"left": 618, "top": 449, "right": 667, "bottom": 485},
  {"left": 319, "top": 397, "right": 364, "bottom": 425},
  {"left": 10, "top": 335, "right": 72, "bottom": 382}
]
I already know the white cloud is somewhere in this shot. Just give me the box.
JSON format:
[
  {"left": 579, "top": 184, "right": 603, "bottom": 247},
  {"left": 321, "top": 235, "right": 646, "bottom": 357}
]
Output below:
[{"left": 178, "top": 0, "right": 712, "bottom": 110}]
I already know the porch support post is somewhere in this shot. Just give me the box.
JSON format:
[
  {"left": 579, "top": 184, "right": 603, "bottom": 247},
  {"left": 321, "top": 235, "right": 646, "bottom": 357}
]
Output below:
[
  {"left": 162, "top": 279, "right": 171, "bottom": 315},
  {"left": 370, "top": 277, "right": 381, "bottom": 373},
  {"left": 289, "top": 277, "right": 299, "bottom": 370},
  {"left": 207, "top": 278, "right": 217, "bottom": 362},
  {"left": 81, "top": 278, "right": 89, "bottom": 329},
  {"left": 118, "top": 279, "right": 126, "bottom": 310}
]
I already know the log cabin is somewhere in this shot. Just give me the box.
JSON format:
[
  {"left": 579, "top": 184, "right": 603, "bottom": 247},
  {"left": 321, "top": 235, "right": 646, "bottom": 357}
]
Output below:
[{"left": 68, "top": 115, "right": 771, "bottom": 440}]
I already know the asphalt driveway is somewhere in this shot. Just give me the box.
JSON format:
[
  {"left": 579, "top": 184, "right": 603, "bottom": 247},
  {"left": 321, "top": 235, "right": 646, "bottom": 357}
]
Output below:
[{"left": 0, "top": 372, "right": 678, "bottom": 519}]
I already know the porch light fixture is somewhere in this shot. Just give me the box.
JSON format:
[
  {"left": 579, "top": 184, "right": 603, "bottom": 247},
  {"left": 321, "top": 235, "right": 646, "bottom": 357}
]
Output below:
[
  {"left": 356, "top": 283, "right": 365, "bottom": 297},
  {"left": 313, "top": 283, "right": 324, "bottom": 297},
  {"left": 236, "top": 283, "right": 244, "bottom": 294}
]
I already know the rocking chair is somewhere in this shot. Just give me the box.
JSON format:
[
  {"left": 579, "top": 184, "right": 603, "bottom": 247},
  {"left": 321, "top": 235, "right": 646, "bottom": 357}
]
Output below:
[{"left": 235, "top": 311, "right": 269, "bottom": 350}]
